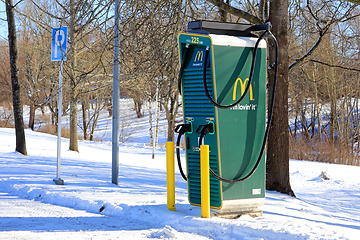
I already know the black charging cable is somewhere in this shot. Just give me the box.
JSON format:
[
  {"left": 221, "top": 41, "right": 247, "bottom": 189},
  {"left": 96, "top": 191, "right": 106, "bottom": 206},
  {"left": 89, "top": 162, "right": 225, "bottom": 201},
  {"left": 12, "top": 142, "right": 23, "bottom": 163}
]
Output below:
[
  {"left": 202, "top": 30, "right": 269, "bottom": 109},
  {"left": 196, "top": 123, "right": 214, "bottom": 147},
  {"left": 177, "top": 44, "right": 190, "bottom": 95},
  {"left": 200, "top": 30, "right": 279, "bottom": 183},
  {"left": 174, "top": 123, "right": 192, "bottom": 181}
]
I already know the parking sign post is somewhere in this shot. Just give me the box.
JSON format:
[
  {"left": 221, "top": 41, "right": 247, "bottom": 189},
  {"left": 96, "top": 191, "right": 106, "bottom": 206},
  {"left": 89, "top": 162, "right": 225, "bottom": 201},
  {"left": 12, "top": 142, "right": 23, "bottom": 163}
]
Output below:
[{"left": 52, "top": 26, "right": 67, "bottom": 185}]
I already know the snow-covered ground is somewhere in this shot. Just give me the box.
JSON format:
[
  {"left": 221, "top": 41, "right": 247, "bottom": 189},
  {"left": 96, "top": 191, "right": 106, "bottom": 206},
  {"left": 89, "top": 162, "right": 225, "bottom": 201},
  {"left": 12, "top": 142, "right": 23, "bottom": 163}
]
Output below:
[
  {"left": 0, "top": 99, "right": 360, "bottom": 239},
  {"left": 0, "top": 127, "right": 360, "bottom": 239}
]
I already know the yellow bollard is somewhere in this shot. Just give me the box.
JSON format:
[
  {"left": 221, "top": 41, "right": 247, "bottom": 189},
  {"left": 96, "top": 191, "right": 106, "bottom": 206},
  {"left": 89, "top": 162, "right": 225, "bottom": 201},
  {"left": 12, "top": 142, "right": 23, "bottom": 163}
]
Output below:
[
  {"left": 200, "top": 145, "right": 210, "bottom": 218},
  {"left": 166, "top": 141, "right": 176, "bottom": 211}
]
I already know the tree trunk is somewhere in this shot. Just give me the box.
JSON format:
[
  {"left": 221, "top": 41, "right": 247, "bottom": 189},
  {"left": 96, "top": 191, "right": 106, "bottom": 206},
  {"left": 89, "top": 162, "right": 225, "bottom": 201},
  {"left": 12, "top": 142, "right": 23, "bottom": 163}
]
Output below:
[
  {"left": 219, "top": 0, "right": 229, "bottom": 21},
  {"left": 155, "top": 100, "right": 160, "bottom": 146},
  {"left": 266, "top": 0, "right": 295, "bottom": 197},
  {"left": 147, "top": 98, "right": 154, "bottom": 147},
  {"left": 89, "top": 99, "right": 101, "bottom": 141},
  {"left": 82, "top": 100, "right": 87, "bottom": 140},
  {"left": 29, "top": 104, "right": 35, "bottom": 131},
  {"left": 6, "top": 0, "right": 27, "bottom": 155},
  {"left": 311, "top": 104, "right": 315, "bottom": 138},
  {"left": 294, "top": 107, "right": 298, "bottom": 137},
  {"left": 153, "top": 79, "right": 160, "bottom": 149},
  {"left": 164, "top": 94, "right": 179, "bottom": 142},
  {"left": 106, "top": 98, "right": 112, "bottom": 117},
  {"left": 300, "top": 101, "right": 309, "bottom": 140},
  {"left": 68, "top": 0, "right": 78, "bottom": 151},
  {"left": 69, "top": 88, "right": 78, "bottom": 151},
  {"left": 133, "top": 96, "right": 143, "bottom": 118},
  {"left": 89, "top": 113, "right": 99, "bottom": 141}
]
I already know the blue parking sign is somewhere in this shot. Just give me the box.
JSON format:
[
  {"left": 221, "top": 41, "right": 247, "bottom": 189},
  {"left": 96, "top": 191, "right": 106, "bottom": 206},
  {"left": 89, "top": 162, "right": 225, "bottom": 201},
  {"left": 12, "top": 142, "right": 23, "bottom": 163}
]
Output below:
[{"left": 51, "top": 27, "right": 68, "bottom": 61}]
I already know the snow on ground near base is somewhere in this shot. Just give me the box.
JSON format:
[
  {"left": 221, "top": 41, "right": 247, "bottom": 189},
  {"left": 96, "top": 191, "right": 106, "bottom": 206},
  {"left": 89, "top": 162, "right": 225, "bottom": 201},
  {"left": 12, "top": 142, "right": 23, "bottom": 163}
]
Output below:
[{"left": 0, "top": 128, "right": 360, "bottom": 239}]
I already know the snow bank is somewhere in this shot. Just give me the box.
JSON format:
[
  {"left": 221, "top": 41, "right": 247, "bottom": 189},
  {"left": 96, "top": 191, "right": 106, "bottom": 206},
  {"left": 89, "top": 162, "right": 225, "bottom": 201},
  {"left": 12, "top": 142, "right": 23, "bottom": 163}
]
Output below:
[{"left": 0, "top": 128, "right": 360, "bottom": 239}]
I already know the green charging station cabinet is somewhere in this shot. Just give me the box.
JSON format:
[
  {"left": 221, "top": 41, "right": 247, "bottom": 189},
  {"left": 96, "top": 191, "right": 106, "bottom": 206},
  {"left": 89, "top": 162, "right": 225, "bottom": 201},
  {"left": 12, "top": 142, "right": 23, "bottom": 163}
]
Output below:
[{"left": 178, "top": 21, "right": 267, "bottom": 213}]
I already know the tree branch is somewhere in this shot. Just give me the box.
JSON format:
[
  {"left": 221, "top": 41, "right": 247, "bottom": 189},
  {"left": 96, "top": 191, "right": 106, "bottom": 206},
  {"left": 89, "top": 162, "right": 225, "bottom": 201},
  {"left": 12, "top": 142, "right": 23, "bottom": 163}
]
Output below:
[
  {"left": 29, "top": 0, "right": 64, "bottom": 21},
  {"left": 259, "top": 0, "right": 266, "bottom": 22},
  {"left": 289, "top": 31, "right": 324, "bottom": 70},
  {"left": 13, "top": 0, "right": 25, "bottom": 8},
  {"left": 307, "top": 59, "right": 360, "bottom": 72},
  {"left": 206, "top": 0, "right": 263, "bottom": 24},
  {"left": 289, "top": 4, "right": 357, "bottom": 70},
  {"left": 344, "top": 0, "right": 360, "bottom": 4}
]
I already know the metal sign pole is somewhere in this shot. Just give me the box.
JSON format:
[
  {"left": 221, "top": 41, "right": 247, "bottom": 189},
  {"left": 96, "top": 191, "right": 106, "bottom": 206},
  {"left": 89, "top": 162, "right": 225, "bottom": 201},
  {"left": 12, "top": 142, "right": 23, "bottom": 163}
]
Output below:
[
  {"left": 54, "top": 59, "right": 64, "bottom": 185},
  {"left": 52, "top": 26, "right": 67, "bottom": 185},
  {"left": 112, "top": 0, "right": 120, "bottom": 185}
]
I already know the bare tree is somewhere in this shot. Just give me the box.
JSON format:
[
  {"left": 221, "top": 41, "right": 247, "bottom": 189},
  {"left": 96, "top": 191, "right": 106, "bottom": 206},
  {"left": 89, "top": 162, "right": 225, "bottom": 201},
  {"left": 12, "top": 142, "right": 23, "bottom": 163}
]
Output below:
[
  {"left": 0, "top": 41, "right": 12, "bottom": 106},
  {"left": 266, "top": 0, "right": 295, "bottom": 196},
  {"left": 119, "top": 0, "right": 188, "bottom": 142},
  {"left": 27, "top": 0, "right": 115, "bottom": 151},
  {"left": 288, "top": 1, "right": 360, "bottom": 165},
  {"left": 5, "top": 0, "right": 27, "bottom": 155},
  {"left": 17, "top": 1, "right": 54, "bottom": 131}
]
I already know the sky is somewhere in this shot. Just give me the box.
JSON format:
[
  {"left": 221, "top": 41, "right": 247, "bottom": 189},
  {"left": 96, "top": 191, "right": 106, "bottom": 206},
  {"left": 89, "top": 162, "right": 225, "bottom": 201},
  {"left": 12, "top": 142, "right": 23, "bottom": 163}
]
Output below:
[{"left": 0, "top": 3, "right": 7, "bottom": 40}]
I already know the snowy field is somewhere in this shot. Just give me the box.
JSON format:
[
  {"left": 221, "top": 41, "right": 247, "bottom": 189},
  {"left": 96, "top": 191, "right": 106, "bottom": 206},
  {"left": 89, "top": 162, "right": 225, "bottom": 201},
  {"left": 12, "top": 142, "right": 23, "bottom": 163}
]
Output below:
[
  {"left": 0, "top": 127, "right": 360, "bottom": 239},
  {"left": 1, "top": 100, "right": 360, "bottom": 239}
]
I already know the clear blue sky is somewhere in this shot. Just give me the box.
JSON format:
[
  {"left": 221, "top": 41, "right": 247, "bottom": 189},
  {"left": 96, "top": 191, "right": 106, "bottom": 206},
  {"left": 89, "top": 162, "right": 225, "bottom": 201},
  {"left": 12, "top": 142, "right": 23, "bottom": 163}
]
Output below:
[{"left": 0, "top": 3, "right": 8, "bottom": 40}]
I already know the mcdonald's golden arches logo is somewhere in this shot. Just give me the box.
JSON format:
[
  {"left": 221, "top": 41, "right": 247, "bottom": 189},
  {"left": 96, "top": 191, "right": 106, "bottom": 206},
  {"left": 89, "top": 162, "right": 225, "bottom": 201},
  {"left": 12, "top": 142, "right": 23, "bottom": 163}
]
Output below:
[
  {"left": 232, "top": 78, "right": 253, "bottom": 101},
  {"left": 194, "top": 50, "right": 203, "bottom": 62}
]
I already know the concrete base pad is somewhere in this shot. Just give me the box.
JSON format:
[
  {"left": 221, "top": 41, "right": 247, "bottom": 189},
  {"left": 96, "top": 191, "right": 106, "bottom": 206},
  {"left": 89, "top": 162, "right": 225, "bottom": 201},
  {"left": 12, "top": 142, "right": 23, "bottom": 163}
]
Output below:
[
  {"left": 53, "top": 178, "right": 64, "bottom": 185},
  {"left": 215, "top": 209, "right": 263, "bottom": 219}
]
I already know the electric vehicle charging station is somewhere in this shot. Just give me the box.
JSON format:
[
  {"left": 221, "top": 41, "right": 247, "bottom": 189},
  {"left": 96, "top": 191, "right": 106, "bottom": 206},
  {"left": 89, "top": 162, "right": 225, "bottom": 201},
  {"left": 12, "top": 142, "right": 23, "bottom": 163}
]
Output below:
[{"left": 175, "top": 20, "right": 278, "bottom": 215}]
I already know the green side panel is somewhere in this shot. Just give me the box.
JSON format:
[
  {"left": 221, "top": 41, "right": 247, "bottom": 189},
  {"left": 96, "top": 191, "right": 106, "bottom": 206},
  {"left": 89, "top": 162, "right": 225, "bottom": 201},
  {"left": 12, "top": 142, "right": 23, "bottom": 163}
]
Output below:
[
  {"left": 213, "top": 45, "right": 266, "bottom": 200},
  {"left": 179, "top": 33, "right": 222, "bottom": 208}
]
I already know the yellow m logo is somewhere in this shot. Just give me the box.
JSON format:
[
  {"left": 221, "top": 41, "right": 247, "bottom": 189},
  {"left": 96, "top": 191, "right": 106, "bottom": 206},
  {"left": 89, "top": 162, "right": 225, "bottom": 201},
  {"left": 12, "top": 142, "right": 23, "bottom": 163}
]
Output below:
[
  {"left": 232, "top": 78, "right": 253, "bottom": 101},
  {"left": 194, "top": 50, "right": 203, "bottom": 62}
]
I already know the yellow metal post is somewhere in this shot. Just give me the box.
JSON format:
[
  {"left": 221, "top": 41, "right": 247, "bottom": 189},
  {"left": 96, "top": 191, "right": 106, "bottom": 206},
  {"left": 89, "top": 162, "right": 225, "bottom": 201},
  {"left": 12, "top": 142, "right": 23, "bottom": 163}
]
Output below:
[
  {"left": 166, "top": 141, "right": 176, "bottom": 211},
  {"left": 200, "top": 145, "right": 210, "bottom": 218}
]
